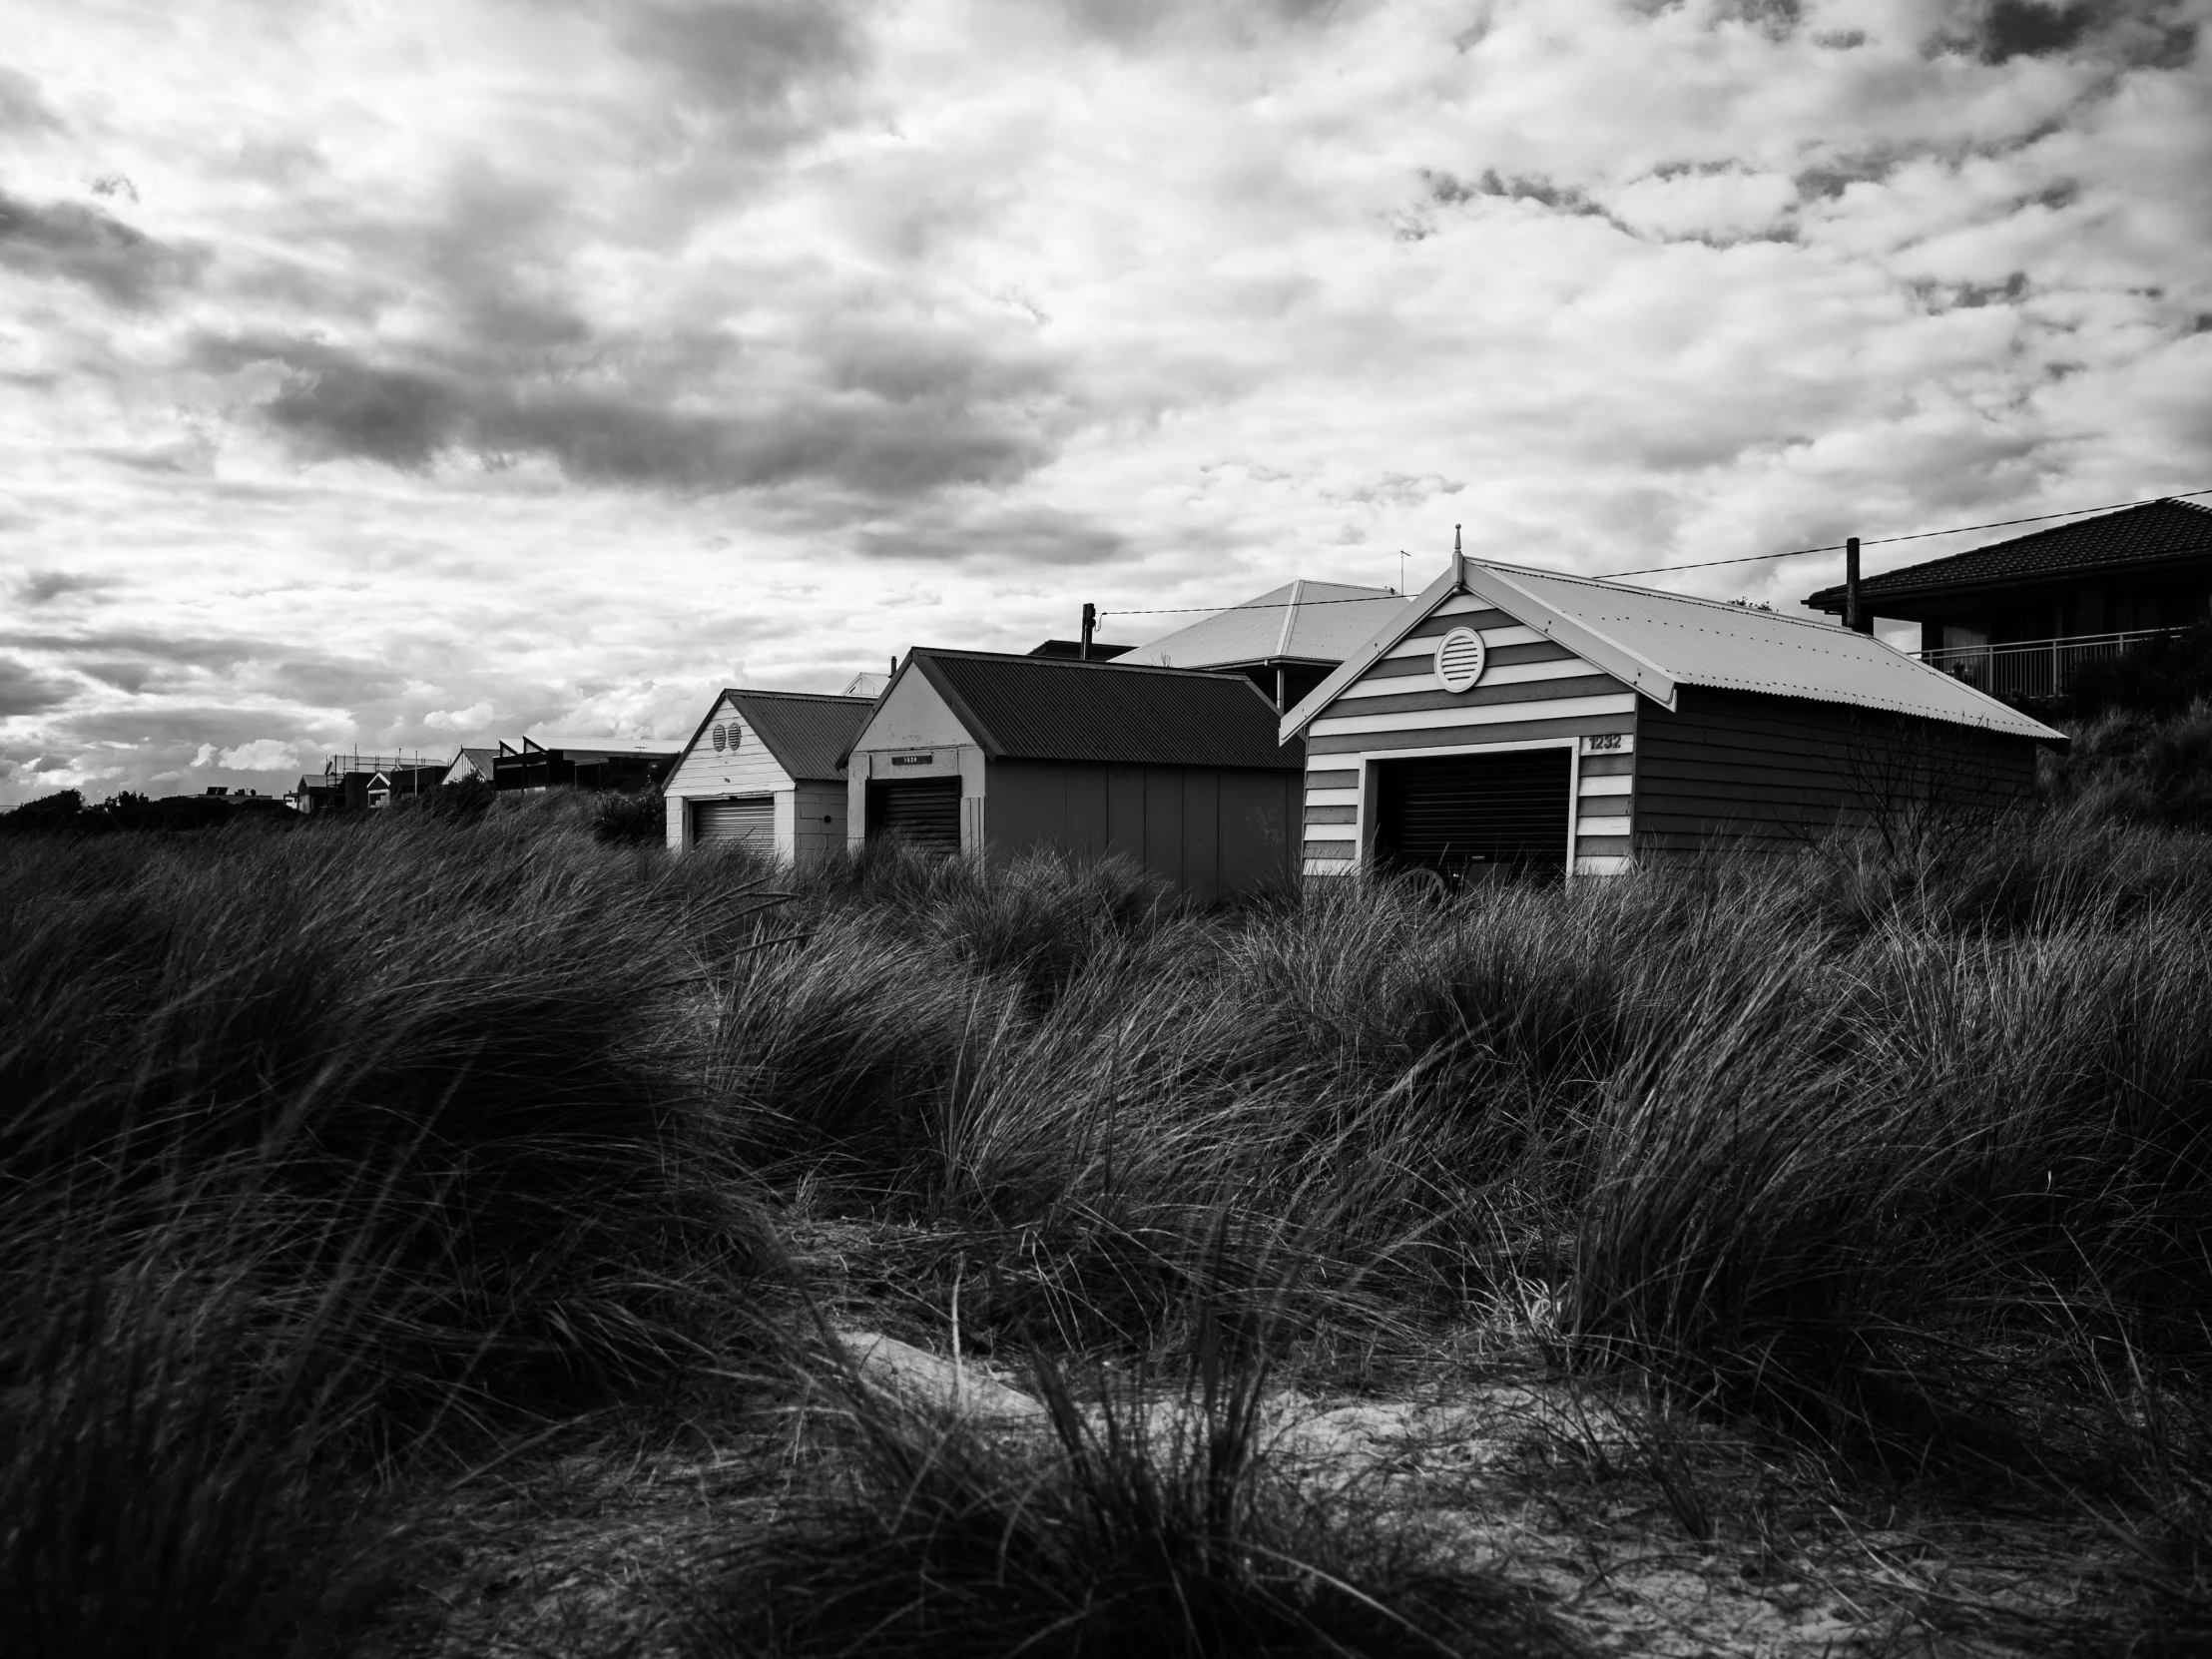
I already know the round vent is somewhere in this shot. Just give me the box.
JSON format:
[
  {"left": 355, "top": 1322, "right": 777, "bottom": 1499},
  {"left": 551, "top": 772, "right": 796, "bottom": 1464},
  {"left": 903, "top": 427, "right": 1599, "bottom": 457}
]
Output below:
[
  {"left": 711, "top": 723, "right": 727, "bottom": 753},
  {"left": 1435, "top": 626, "right": 1487, "bottom": 694}
]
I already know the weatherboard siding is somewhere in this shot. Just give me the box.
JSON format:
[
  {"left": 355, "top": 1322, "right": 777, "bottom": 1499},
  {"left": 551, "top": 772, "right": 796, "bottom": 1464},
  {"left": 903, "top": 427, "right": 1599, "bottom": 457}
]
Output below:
[
  {"left": 1299, "top": 611, "right": 1639, "bottom": 877},
  {"left": 665, "top": 696, "right": 796, "bottom": 851},
  {"left": 1632, "top": 687, "right": 2039, "bottom": 855},
  {"left": 1306, "top": 699, "right": 1640, "bottom": 753},
  {"left": 666, "top": 698, "right": 794, "bottom": 804}
]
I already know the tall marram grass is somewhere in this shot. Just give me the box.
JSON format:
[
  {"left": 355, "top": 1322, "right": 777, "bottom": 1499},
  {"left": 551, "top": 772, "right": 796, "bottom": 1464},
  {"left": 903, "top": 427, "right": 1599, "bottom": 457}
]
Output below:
[
  {"left": 0, "top": 807, "right": 783, "bottom": 1655},
  {"left": 719, "top": 822, "right": 2212, "bottom": 1443},
  {"left": 9, "top": 789, "right": 2212, "bottom": 1647}
]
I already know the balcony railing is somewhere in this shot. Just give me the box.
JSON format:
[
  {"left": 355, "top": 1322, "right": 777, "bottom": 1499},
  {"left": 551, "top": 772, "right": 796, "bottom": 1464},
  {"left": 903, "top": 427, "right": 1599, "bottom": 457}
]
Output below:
[{"left": 1917, "top": 626, "right": 2190, "bottom": 700}]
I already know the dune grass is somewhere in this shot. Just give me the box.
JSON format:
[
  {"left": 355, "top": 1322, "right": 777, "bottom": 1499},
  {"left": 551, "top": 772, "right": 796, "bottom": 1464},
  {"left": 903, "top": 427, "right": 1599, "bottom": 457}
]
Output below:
[
  {"left": 4, "top": 785, "right": 2211, "bottom": 1648},
  {"left": 690, "top": 1315, "right": 1577, "bottom": 1659}
]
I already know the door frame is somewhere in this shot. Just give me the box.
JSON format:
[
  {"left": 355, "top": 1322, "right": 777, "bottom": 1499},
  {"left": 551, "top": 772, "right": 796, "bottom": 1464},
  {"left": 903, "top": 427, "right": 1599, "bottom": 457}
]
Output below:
[
  {"left": 688, "top": 793, "right": 777, "bottom": 852},
  {"left": 1357, "top": 736, "right": 1582, "bottom": 881}
]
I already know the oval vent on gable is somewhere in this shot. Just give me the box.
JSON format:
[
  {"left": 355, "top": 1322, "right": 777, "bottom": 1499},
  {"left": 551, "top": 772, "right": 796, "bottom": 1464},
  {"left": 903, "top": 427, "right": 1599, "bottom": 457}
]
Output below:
[
  {"left": 711, "top": 723, "right": 727, "bottom": 752},
  {"left": 728, "top": 722, "right": 742, "bottom": 749},
  {"left": 1434, "top": 627, "right": 1487, "bottom": 694}
]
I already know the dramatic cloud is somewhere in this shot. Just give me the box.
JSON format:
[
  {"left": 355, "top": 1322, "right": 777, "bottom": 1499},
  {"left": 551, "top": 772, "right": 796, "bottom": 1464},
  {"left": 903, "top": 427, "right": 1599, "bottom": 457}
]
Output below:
[
  {"left": 0, "top": 188, "right": 205, "bottom": 307},
  {"left": 0, "top": 0, "right": 2208, "bottom": 799},
  {"left": 0, "top": 656, "right": 71, "bottom": 717}
]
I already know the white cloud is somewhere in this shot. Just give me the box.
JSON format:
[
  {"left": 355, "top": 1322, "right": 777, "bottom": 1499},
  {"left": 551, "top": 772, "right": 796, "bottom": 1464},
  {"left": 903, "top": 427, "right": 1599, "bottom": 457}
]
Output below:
[
  {"left": 424, "top": 702, "right": 493, "bottom": 732},
  {"left": 2, "top": 0, "right": 2210, "bottom": 799},
  {"left": 210, "top": 738, "right": 300, "bottom": 772}
]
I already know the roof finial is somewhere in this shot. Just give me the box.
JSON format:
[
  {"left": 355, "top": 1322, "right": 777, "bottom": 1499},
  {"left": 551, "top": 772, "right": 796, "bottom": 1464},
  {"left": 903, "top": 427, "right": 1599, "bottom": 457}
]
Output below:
[{"left": 1453, "top": 523, "right": 1462, "bottom": 555}]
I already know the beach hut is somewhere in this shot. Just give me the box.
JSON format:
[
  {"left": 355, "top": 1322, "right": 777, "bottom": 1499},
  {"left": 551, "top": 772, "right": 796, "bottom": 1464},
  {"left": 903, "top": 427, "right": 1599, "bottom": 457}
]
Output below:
[
  {"left": 663, "top": 689, "right": 874, "bottom": 860},
  {"left": 1283, "top": 554, "right": 2066, "bottom": 881},
  {"left": 844, "top": 649, "right": 1302, "bottom": 893}
]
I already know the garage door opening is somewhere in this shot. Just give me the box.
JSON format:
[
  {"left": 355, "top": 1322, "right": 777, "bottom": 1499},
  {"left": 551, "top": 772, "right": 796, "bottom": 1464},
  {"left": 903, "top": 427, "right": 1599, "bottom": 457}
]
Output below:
[
  {"left": 866, "top": 777, "right": 962, "bottom": 854},
  {"left": 1374, "top": 749, "right": 1570, "bottom": 882},
  {"left": 693, "top": 796, "right": 774, "bottom": 850}
]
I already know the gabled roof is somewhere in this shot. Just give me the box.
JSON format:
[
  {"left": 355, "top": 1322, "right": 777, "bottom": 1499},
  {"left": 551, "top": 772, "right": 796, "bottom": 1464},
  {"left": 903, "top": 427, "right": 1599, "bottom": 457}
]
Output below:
[
  {"left": 880, "top": 649, "right": 1300, "bottom": 770},
  {"left": 447, "top": 747, "right": 497, "bottom": 780},
  {"left": 1806, "top": 498, "right": 2212, "bottom": 612},
  {"left": 1284, "top": 556, "right": 2066, "bottom": 745},
  {"left": 1116, "top": 580, "right": 1410, "bottom": 670},
  {"left": 675, "top": 689, "right": 874, "bottom": 784}
]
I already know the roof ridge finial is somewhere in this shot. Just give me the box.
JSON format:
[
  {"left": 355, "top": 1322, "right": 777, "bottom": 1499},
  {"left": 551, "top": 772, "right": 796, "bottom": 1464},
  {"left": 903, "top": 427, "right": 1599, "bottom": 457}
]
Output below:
[{"left": 1453, "top": 523, "right": 1462, "bottom": 555}]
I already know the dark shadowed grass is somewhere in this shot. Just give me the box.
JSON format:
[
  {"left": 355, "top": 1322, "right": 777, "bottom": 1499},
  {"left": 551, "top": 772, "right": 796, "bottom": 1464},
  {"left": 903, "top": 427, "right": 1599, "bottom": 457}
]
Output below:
[{"left": 0, "top": 810, "right": 791, "bottom": 1652}]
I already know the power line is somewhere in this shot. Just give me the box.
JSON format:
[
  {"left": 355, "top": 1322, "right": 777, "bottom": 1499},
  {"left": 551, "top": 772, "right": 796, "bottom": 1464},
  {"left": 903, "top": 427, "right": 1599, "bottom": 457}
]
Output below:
[
  {"left": 1598, "top": 488, "right": 2212, "bottom": 580},
  {"left": 1096, "top": 487, "right": 2212, "bottom": 619},
  {"left": 1101, "top": 592, "right": 1406, "bottom": 619}
]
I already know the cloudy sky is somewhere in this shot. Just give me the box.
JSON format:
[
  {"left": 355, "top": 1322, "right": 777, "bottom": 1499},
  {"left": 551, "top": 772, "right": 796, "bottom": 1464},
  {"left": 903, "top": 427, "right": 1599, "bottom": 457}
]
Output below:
[{"left": 3, "top": 0, "right": 2208, "bottom": 800}]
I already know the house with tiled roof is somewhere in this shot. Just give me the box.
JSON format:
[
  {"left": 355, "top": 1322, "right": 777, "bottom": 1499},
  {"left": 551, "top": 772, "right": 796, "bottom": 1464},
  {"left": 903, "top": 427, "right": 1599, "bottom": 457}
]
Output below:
[{"left": 1804, "top": 499, "right": 2212, "bottom": 699}]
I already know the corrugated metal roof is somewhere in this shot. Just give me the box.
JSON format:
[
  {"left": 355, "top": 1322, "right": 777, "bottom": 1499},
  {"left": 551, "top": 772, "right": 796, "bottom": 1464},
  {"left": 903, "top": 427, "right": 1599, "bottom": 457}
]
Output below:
[
  {"left": 1482, "top": 564, "right": 2064, "bottom": 740},
  {"left": 726, "top": 690, "right": 875, "bottom": 782},
  {"left": 909, "top": 650, "right": 1301, "bottom": 769},
  {"left": 1117, "top": 580, "right": 1410, "bottom": 669},
  {"left": 1283, "top": 556, "right": 2066, "bottom": 744},
  {"left": 1806, "top": 499, "right": 2212, "bottom": 610}
]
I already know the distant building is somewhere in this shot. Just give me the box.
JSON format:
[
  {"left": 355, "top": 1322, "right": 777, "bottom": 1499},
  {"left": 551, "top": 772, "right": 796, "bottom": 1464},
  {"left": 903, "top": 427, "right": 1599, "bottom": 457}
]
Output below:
[
  {"left": 841, "top": 671, "right": 890, "bottom": 698},
  {"left": 1287, "top": 554, "right": 2064, "bottom": 883},
  {"left": 289, "top": 752, "right": 445, "bottom": 815},
  {"left": 844, "top": 649, "right": 1302, "bottom": 895},
  {"left": 1026, "top": 639, "right": 1135, "bottom": 661},
  {"left": 1115, "top": 579, "right": 1408, "bottom": 711},
  {"left": 442, "top": 748, "right": 497, "bottom": 788},
  {"left": 491, "top": 738, "right": 677, "bottom": 794},
  {"left": 663, "top": 690, "right": 874, "bottom": 860},
  {"left": 1804, "top": 498, "right": 2212, "bottom": 700}
]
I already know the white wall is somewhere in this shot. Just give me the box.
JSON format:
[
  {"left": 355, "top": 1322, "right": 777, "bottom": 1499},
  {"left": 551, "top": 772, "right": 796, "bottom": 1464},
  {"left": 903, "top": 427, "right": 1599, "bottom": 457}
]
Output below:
[
  {"left": 844, "top": 666, "right": 981, "bottom": 850},
  {"left": 665, "top": 695, "right": 795, "bottom": 851}
]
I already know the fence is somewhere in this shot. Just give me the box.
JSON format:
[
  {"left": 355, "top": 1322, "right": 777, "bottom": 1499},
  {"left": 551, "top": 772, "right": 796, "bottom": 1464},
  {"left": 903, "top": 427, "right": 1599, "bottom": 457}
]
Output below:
[{"left": 1917, "top": 627, "right": 2189, "bottom": 700}]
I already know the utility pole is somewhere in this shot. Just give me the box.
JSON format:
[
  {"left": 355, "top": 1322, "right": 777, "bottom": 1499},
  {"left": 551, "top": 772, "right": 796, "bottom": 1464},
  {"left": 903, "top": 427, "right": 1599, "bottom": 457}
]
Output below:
[
  {"left": 1844, "top": 536, "right": 1873, "bottom": 634},
  {"left": 1080, "top": 602, "right": 1097, "bottom": 661}
]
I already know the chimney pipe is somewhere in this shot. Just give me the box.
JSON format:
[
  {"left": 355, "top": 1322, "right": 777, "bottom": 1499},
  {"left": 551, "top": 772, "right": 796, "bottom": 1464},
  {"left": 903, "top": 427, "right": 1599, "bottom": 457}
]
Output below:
[{"left": 1080, "top": 602, "right": 1097, "bottom": 661}]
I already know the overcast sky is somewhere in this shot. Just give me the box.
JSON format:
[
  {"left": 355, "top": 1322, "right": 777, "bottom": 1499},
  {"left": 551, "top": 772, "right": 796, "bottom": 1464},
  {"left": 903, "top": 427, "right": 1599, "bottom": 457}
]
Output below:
[{"left": 3, "top": 0, "right": 2208, "bottom": 800}]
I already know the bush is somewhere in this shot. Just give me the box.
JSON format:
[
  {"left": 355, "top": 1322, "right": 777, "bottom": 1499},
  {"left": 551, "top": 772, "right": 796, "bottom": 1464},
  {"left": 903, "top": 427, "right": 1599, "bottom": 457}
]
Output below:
[
  {"left": 2047, "top": 700, "right": 2212, "bottom": 831},
  {"left": 0, "top": 789, "right": 83, "bottom": 832},
  {"left": 2062, "top": 623, "right": 2212, "bottom": 720},
  {"left": 592, "top": 787, "right": 667, "bottom": 844}
]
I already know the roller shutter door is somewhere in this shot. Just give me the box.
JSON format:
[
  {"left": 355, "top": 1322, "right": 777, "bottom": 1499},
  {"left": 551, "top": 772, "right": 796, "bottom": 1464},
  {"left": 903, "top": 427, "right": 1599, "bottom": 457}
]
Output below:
[
  {"left": 868, "top": 778, "right": 962, "bottom": 853},
  {"left": 693, "top": 796, "right": 775, "bottom": 849},
  {"left": 1376, "top": 750, "right": 1569, "bottom": 880}
]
